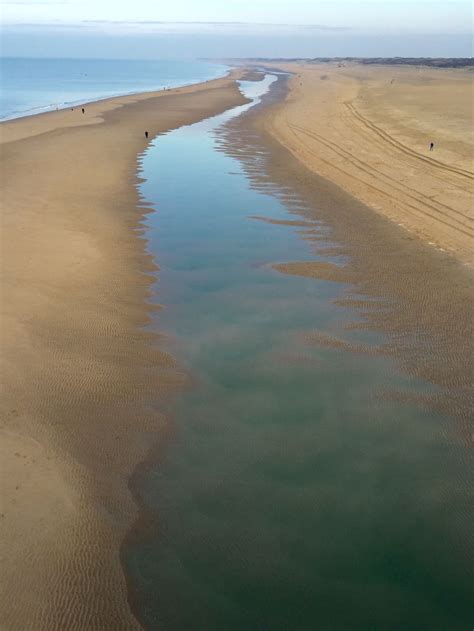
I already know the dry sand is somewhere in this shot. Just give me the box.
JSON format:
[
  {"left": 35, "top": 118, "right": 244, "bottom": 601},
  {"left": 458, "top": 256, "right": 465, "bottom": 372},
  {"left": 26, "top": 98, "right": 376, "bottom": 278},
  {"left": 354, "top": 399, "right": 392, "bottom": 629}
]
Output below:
[
  {"left": 255, "top": 62, "right": 473, "bottom": 264},
  {"left": 0, "top": 72, "right": 248, "bottom": 629}
]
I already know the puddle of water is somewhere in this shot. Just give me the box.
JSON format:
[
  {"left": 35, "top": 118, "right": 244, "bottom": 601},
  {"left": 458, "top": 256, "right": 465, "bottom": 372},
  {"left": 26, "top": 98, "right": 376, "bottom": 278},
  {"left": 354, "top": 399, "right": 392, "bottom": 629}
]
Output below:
[{"left": 124, "top": 77, "right": 472, "bottom": 630}]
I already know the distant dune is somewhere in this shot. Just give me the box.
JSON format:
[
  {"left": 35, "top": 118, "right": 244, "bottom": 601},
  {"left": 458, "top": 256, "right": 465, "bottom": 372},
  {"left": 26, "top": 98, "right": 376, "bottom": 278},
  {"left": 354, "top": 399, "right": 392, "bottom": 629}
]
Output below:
[{"left": 228, "top": 57, "right": 474, "bottom": 69}]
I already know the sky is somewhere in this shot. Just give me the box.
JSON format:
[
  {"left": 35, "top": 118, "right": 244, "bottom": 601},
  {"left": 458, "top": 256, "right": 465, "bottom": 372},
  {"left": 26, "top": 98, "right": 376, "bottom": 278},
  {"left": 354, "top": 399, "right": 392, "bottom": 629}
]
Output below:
[{"left": 1, "top": 0, "right": 473, "bottom": 58}]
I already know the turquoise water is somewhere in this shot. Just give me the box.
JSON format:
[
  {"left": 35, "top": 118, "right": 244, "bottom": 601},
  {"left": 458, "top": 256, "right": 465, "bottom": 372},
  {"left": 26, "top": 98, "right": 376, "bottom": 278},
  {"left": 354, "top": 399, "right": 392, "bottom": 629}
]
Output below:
[
  {"left": 125, "top": 77, "right": 472, "bottom": 630},
  {"left": 0, "top": 57, "right": 227, "bottom": 120}
]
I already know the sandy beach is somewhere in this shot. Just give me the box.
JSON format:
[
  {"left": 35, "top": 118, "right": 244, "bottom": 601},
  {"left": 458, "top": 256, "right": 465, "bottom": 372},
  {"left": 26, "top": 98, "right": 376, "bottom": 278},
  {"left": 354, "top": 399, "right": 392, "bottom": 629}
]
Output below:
[
  {"left": 0, "top": 71, "right": 248, "bottom": 629},
  {"left": 255, "top": 62, "right": 473, "bottom": 264},
  {"left": 1, "top": 60, "right": 473, "bottom": 629}
]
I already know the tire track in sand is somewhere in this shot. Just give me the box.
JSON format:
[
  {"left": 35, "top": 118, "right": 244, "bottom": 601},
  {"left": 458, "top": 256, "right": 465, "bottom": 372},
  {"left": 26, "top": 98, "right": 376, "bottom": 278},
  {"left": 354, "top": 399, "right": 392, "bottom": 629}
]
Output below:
[
  {"left": 345, "top": 102, "right": 474, "bottom": 181},
  {"left": 287, "top": 122, "right": 474, "bottom": 240}
]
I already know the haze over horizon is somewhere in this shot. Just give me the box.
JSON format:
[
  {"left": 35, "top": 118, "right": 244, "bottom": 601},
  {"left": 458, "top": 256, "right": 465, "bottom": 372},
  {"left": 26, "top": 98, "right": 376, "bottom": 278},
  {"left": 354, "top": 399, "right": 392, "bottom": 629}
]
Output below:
[{"left": 1, "top": 0, "right": 473, "bottom": 59}]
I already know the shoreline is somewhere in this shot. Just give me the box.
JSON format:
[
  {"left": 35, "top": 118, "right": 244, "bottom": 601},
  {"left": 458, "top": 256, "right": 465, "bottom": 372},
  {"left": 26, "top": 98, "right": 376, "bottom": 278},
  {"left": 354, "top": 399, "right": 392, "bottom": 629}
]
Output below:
[
  {"left": 0, "top": 69, "right": 237, "bottom": 145},
  {"left": 0, "top": 70, "right": 248, "bottom": 629},
  {"left": 0, "top": 65, "right": 231, "bottom": 125}
]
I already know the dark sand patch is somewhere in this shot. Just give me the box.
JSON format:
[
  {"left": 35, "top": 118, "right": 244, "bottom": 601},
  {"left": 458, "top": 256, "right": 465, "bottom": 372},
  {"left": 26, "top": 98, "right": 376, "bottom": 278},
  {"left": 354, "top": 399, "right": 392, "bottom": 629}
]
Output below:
[
  {"left": 304, "top": 330, "right": 385, "bottom": 357},
  {"left": 240, "top": 69, "right": 267, "bottom": 82},
  {"left": 273, "top": 261, "right": 353, "bottom": 284},
  {"left": 249, "top": 215, "right": 318, "bottom": 227}
]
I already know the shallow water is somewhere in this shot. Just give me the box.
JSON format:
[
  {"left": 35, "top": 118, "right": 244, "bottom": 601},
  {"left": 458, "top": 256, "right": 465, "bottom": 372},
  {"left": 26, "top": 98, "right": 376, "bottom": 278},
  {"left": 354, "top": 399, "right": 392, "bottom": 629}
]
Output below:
[{"left": 125, "top": 77, "right": 472, "bottom": 630}]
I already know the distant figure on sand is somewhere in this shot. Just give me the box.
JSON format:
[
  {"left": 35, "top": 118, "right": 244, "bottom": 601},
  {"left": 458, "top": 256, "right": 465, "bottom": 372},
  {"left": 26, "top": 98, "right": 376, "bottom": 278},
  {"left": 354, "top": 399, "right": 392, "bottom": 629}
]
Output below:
[
  {"left": 429, "top": 142, "right": 434, "bottom": 151},
  {"left": 82, "top": 107, "right": 85, "bottom": 114},
  {"left": 145, "top": 131, "right": 149, "bottom": 139}
]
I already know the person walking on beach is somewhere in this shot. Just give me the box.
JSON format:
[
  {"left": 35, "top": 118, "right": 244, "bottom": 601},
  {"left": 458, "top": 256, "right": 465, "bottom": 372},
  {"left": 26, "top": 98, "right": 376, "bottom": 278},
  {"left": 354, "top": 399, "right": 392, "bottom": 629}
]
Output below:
[
  {"left": 82, "top": 107, "right": 85, "bottom": 114},
  {"left": 145, "top": 131, "right": 149, "bottom": 139},
  {"left": 429, "top": 142, "right": 434, "bottom": 151}
]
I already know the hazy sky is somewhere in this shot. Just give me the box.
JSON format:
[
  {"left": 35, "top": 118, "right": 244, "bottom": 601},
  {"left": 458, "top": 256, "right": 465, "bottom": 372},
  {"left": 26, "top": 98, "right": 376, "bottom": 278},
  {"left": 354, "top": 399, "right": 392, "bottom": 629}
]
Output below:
[{"left": 1, "top": 0, "right": 473, "bottom": 58}]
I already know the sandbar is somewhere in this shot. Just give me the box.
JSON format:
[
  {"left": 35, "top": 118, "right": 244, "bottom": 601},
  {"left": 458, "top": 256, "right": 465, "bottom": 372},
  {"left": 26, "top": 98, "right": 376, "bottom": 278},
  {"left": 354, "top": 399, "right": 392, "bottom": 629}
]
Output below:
[{"left": 0, "top": 71, "right": 248, "bottom": 629}]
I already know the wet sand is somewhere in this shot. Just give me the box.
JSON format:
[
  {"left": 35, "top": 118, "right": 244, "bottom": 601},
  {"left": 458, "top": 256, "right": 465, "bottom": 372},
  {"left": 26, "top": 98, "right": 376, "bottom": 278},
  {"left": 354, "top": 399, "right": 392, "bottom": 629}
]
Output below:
[
  {"left": 253, "top": 62, "right": 473, "bottom": 264},
  {"left": 0, "top": 72, "right": 248, "bottom": 629}
]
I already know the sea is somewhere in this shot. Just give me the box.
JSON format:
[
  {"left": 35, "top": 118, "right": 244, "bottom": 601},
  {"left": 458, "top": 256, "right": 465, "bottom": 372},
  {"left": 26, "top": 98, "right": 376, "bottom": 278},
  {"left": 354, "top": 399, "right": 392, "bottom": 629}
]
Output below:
[{"left": 0, "top": 57, "right": 229, "bottom": 121}]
